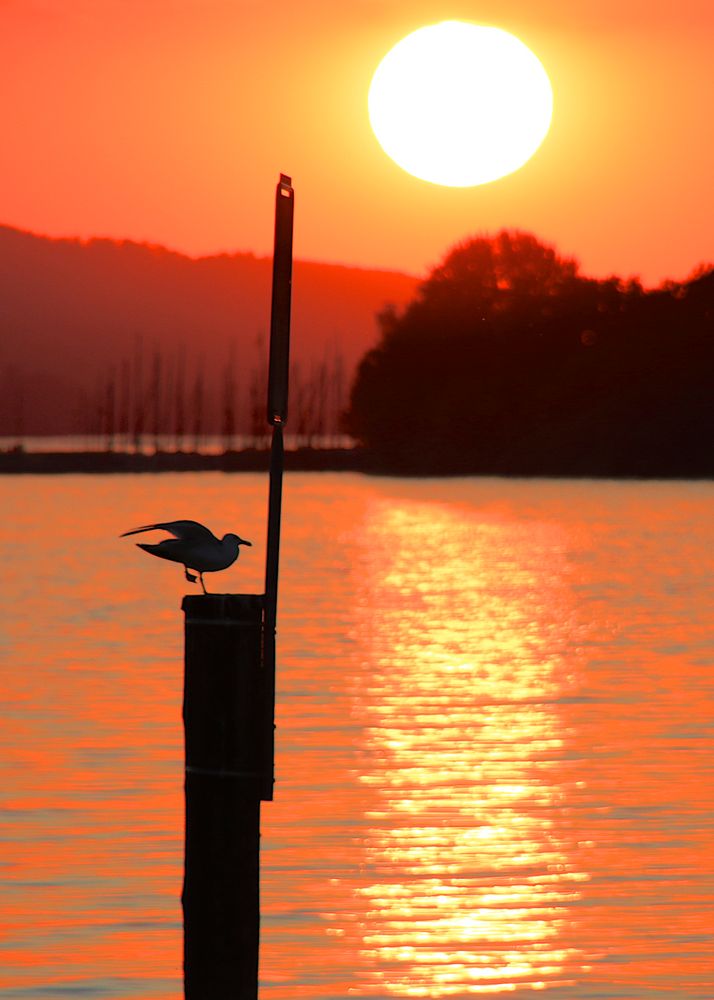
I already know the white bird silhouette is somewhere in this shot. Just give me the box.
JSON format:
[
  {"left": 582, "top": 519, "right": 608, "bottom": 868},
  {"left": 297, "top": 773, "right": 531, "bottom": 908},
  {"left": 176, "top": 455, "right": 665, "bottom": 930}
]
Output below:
[{"left": 121, "top": 519, "right": 252, "bottom": 593}]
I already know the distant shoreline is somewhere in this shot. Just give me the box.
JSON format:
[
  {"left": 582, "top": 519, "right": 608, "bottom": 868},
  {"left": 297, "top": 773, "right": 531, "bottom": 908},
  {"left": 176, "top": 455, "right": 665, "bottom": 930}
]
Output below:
[
  {"left": 2, "top": 447, "right": 714, "bottom": 480},
  {"left": 0, "top": 447, "right": 369, "bottom": 475}
]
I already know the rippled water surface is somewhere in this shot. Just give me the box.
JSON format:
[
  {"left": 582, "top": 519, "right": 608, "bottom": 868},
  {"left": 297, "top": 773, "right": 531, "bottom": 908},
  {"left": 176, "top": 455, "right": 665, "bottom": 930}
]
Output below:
[{"left": 1, "top": 473, "right": 713, "bottom": 999}]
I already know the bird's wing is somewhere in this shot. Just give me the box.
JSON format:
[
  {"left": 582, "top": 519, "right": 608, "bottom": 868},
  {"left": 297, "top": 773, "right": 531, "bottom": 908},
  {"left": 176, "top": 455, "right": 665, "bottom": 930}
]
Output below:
[
  {"left": 120, "top": 519, "right": 216, "bottom": 542},
  {"left": 135, "top": 540, "right": 194, "bottom": 565}
]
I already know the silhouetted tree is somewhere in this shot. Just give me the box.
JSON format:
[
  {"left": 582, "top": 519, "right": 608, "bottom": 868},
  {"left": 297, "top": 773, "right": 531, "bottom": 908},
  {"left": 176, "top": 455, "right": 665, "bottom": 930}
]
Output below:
[{"left": 345, "top": 230, "right": 714, "bottom": 475}]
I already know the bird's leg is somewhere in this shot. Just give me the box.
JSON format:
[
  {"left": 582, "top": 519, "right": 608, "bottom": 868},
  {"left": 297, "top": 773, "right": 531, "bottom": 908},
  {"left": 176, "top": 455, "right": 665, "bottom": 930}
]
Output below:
[
  {"left": 199, "top": 572, "right": 208, "bottom": 595},
  {"left": 185, "top": 567, "right": 197, "bottom": 583}
]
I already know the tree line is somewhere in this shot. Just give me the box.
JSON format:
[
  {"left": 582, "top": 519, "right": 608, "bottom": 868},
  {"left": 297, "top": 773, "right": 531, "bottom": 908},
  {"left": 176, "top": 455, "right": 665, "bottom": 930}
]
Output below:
[{"left": 344, "top": 230, "right": 714, "bottom": 476}]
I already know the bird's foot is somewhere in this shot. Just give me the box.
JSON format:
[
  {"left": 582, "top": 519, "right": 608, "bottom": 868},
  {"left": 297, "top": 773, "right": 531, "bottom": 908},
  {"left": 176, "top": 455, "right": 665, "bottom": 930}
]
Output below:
[{"left": 185, "top": 569, "right": 197, "bottom": 583}]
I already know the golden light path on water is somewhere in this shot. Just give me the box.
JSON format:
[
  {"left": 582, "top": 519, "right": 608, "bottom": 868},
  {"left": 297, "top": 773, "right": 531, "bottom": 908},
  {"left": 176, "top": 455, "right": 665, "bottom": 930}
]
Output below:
[{"left": 338, "top": 496, "right": 588, "bottom": 995}]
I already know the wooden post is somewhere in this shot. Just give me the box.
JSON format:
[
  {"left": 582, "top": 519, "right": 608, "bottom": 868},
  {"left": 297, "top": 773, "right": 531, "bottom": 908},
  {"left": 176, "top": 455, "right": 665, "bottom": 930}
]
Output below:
[{"left": 182, "top": 593, "right": 264, "bottom": 1000}]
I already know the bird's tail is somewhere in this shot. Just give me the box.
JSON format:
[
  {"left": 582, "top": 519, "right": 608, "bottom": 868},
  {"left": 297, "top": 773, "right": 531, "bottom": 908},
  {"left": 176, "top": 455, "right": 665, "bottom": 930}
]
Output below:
[{"left": 136, "top": 542, "right": 161, "bottom": 554}]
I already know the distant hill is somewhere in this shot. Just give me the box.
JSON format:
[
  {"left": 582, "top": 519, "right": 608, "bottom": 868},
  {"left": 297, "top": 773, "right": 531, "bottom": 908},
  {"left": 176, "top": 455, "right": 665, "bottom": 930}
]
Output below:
[{"left": 0, "top": 225, "right": 418, "bottom": 435}]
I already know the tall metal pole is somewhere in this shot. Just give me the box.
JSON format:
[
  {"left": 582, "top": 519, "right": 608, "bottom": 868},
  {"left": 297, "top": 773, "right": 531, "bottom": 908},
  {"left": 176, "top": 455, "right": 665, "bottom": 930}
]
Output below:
[{"left": 262, "top": 173, "right": 294, "bottom": 801}]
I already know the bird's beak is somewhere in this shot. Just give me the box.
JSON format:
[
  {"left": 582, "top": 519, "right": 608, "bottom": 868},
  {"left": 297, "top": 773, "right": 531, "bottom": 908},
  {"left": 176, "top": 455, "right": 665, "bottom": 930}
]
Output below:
[{"left": 239, "top": 538, "right": 252, "bottom": 546}]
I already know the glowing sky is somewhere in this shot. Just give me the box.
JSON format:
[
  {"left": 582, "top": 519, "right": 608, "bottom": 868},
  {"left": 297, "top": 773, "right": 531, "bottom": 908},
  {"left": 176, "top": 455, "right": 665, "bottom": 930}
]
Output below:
[{"left": 1, "top": 0, "right": 711, "bottom": 283}]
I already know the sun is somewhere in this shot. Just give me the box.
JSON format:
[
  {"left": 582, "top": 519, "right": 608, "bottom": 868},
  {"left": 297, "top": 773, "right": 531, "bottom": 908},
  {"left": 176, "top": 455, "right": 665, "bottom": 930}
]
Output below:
[{"left": 368, "top": 21, "right": 553, "bottom": 187}]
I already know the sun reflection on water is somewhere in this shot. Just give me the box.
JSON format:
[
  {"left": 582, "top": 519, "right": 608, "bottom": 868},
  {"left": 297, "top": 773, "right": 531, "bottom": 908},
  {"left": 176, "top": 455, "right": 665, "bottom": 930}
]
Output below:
[{"left": 340, "top": 497, "right": 590, "bottom": 995}]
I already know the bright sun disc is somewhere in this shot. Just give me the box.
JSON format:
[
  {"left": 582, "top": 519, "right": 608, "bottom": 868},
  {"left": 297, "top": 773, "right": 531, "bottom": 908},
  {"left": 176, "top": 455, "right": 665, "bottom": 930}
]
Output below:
[{"left": 368, "top": 21, "right": 553, "bottom": 186}]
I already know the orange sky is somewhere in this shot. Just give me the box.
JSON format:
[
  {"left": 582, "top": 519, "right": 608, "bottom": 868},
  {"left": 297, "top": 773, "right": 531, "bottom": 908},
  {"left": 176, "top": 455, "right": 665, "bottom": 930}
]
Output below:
[{"left": 1, "top": 0, "right": 711, "bottom": 285}]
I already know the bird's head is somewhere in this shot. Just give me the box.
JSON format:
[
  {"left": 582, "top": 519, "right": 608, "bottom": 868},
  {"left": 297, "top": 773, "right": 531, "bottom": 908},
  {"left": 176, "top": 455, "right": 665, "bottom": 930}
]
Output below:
[{"left": 224, "top": 533, "right": 252, "bottom": 547}]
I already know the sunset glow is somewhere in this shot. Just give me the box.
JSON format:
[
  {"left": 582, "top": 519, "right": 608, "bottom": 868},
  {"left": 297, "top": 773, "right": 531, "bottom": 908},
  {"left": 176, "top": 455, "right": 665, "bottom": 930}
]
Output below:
[
  {"left": 0, "top": 1, "right": 710, "bottom": 282},
  {"left": 368, "top": 22, "right": 553, "bottom": 187}
]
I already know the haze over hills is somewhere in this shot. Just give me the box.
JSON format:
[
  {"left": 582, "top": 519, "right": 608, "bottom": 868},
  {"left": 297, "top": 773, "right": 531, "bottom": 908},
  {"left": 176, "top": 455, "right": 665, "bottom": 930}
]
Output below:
[{"left": 0, "top": 225, "right": 418, "bottom": 436}]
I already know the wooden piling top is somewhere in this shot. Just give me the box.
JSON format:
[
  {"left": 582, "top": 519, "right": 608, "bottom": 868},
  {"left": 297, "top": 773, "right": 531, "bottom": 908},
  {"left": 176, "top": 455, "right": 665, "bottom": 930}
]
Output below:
[{"left": 182, "top": 593, "right": 264, "bottom": 623}]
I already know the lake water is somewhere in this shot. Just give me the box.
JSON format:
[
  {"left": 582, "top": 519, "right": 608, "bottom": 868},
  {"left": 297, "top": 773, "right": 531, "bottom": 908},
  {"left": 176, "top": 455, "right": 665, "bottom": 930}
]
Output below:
[{"left": 1, "top": 472, "right": 713, "bottom": 999}]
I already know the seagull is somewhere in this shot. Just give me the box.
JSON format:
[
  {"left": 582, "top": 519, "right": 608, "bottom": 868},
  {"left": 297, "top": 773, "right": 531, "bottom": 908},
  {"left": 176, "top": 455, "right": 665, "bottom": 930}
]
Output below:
[{"left": 121, "top": 519, "right": 252, "bottom": 593}]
